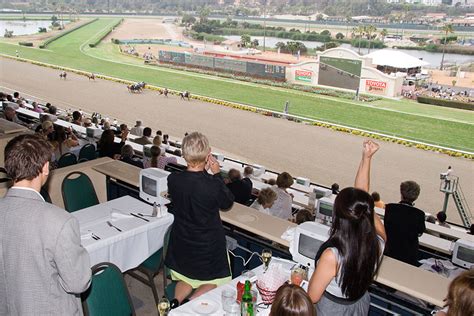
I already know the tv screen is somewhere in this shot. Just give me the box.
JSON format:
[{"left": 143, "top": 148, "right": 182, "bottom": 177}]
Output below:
[
  {"left": 142, "top": 176, "right": 157, "bottom": 197},
  {"left": 319, "top": 202, "right": 333, "bottom": 217},
  {"left": 298, "top": 234, "right": 324, "bottom": 260},
  {"left": 457, "top": 246, "right": 474, "bottom": 264}
]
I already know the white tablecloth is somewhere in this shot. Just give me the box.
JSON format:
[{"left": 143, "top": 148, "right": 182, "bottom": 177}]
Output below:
[
  {"left": 73, "top": 195, "right": 174, "bottom": 272},
  {"left": 170, "top": 258, "right": 297, "bottom": 316}
]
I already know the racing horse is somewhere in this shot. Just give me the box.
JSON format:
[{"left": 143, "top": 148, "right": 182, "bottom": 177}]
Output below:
[
  {"left": 59, "top": 71, "right": 67, "bottom": 80},
  {"left": 127, "top": 81, "right": 146, "bottom": 93},
  {"left": 86, "top": 73, "right": 96, "bottom": 81}
]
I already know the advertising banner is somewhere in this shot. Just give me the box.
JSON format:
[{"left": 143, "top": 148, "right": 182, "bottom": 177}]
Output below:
[{"left": 295, "top": 70, "right": 313, "bottom": 82}]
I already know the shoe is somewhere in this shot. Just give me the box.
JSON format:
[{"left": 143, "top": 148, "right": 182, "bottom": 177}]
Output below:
[{"left": 170, "top": 298, "right": 179, "bottom": 309}]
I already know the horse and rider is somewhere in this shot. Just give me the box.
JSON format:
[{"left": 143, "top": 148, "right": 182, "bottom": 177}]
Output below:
[
  {"left": 128, "top": 81, "right": 146, "bottom": 93},
  {"left": 180, "top": 90, "right": 191, "bottom": 100},
  {"left": 59, "top": 71, "right": 67, "bottom": 80}
]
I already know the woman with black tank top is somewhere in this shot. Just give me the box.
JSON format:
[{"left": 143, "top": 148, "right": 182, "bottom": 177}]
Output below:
[{"left": 307, "top": 140, "right": 387, "bottom": 316}]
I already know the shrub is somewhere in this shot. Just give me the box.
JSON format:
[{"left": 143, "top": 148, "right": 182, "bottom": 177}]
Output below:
[
  {"left": 417, "top": 96, "right": 474, "bottom": 111},
  {"left": 19, "top": 42, "right": 33, "bottom": 47},
  {"left": 89, "top": 18, "right": 123, "bottom": 48}
]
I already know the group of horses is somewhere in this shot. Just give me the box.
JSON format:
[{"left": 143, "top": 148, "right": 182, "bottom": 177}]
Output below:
[{"left": 127, "top": 81, "right": 146, "bottom": 93}]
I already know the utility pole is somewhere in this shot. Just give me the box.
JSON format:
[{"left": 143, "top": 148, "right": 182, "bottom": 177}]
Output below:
[{"left": 263, "top": 0, "right": 267, "bottom": 52}]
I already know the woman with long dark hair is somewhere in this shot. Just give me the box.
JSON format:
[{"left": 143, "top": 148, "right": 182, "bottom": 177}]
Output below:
[
  {"left": 98, "top": 129, "right": 128, "bottom": 159},
  {"left": 308, "top": 140, "right": 386, "bottom": 315}
]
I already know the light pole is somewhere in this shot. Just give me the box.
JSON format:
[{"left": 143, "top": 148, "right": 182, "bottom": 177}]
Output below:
[{"left": 263, "top": 0, "right": 267, "bottom": 52}]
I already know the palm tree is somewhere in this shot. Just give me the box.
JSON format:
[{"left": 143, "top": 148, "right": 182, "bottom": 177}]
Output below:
[
  {"left": 380, "top": 28, "right": 388, "bottom": 44},
  {"left": 440, "top": 24, "right": 454, "bottom": 70},
  {"left": 365, "top": 25, "right": 377, "bottom": 54},
  {"left": 353, "top": 25, "right": 365, "bottom": 55}
]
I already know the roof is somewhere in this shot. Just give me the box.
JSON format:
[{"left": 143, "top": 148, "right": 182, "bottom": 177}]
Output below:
[{"left": 365, "top": 49, "right": 430, "bottom": 69}]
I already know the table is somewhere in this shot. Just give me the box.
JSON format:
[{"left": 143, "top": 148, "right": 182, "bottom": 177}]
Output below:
[
  {"left": 0, "top": 118, "right": 28, "bottom": 134},
  {"left": 170, "top": 258, "right": 295, "bottom": 316},
  {"left": 72, "top": 195, "right": 174, "bottom": 272},
  {"left": 92, "top": 160, "right": 141, "bottom": 188}
]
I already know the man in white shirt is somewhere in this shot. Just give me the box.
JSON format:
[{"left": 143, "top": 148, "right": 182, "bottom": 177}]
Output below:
[{"left": 130, "top": 120, "right": 144, "bottom": 136}]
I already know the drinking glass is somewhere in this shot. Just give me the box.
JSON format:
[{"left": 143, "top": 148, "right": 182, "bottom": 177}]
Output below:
[
  {"left": 157, "top": 297, "right": 170, "bottom": 316},
  {"left": 222, "top": 289, "right": 237, "bottom": 312},
  {"left": 261, "top": 249, "right": 272, "bottom": 271}
]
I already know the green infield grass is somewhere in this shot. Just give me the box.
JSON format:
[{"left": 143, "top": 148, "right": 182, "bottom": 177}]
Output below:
[{"left": 0, "top": 18, "right": 473, "bottom": 152}]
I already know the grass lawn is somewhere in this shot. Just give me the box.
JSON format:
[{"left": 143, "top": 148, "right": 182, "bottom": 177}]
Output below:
[{"left": 1, "top": 18, "right": 473, "bottom": 152}]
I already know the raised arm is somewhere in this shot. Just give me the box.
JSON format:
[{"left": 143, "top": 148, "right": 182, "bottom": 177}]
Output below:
[{"left": 354, "top": 140, "right": 379, "bottom": 192}]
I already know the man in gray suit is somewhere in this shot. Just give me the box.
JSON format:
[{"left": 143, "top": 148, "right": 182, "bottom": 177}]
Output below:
[
  {"left": 0, "top": 134, "right": 91, "bottom": 315},
  {"left": 133, "top": 126, "right": 153, "bottom": 145}
]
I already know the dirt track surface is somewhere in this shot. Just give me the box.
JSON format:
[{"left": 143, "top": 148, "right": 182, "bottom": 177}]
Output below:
[{"left": 1, "top": 57, "right": 473, "bottom": 226}]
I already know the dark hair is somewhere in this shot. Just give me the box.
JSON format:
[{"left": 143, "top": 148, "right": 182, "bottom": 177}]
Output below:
[
  {"left": 4, "top": 134, "right": 52, "bottom": 182},
  {"left": 270, "top": 284, "right": 315, "bottom": 316},
  {"left": 444, "top": 269, "right": 474, "bottom": 316},
  {"left": 228, "top": 169, "right": 241, "bottom": 182},
  {"left": 426, "top": 215, "right": 437, "bottom": 224},
  {"left": 143, "top": 127, "right": 152, "bottom": 137},
  {"left": 469, "top": 224, "right": 474, "bottom": 235},
  {"left": 296, "top": 209, "right": 313, "bottom": 224},
  {"left": 150, "top": 146, "right": 161, "bottom": 167},
  {"left": 48, "top": 105, "right": 57, "bottom": 115},
  {"left": 437, "top": 211, "right": 447, "bottom": 223},
  {"left": 72, "top": 111, "right": 81, "bottom": 121},
  {"left": 371, "top": 191, "right": 381, "bottom": 202},
  {"left": 99, "top": 129, "right": 115, "bottom": 147},
  {"left": 400, "top": 181, "right": 420, "bottom": 203},
  {"left": 13, "top": 92, "right": 19, "bottom": 98},
  {"left": 276, "top": 172, "right": 293, "bottom": 189},
  {"left": 331, "top": 183, "right": 340, "bottom": 194},
  {"left": 121, "top": 144, "right": 134, "bottom": 158},
  {"left": 156, "top": 130, "right": 162, "bottom": 136},
  {"left": 328, "top": 187, "right": 382, "bottom": 300}
]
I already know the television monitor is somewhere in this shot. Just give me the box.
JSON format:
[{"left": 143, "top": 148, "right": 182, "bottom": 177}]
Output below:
[
  {"left": 290, "top": 221, "right": 330, "bottom": 269},
  {"left": 139, "top": 168, "right": 171, "bottom": 205},
  {"left": 296, "top": 177, "right": 310, "bottom": 187},
  {"left": 316, "top": 197, "right": 334, "bottom": 224},
  {"left": 452, "top": 239, "right": 473, "bottom": 269},
  {"left": 313, "top": 187, "right": 332, "bottom": 199},
  {"left": 86, "top": 127, "right": 102, "bottom": 138}
]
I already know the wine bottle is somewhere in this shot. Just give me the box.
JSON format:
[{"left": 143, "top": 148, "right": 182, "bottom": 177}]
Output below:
[{"left": 241, "top": 280, "right": 254, "bottom": 316}]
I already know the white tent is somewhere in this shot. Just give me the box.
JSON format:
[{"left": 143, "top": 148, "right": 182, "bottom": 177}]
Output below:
[{"left": 365, "top": 49, "right": 429, "bottom": 69}]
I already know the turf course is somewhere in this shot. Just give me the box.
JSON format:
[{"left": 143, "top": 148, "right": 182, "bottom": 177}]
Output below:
[{"left": 0, "top": 18, "right": 473, "bottom": 152}]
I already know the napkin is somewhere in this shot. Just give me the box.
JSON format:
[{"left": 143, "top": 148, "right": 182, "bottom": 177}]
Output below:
[
  {"left": 80, "top": 231, "right": 93, "bottom": 240},
  {"left": 111, "top": 211, "right": 133, "bottom": 221}
]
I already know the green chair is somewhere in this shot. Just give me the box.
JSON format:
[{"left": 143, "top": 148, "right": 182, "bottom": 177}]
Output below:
[
  {"left": 62, "top": 171, "right": 99, "bottom": 212},
  {"left": 79, "top": 144, "right": 97, "bottom": 161},
  {"left": 57, "top": 152, "right": 77, "bottom": 168},
  {"left": 82, "top": 262, "right": 135, "bottom": 316}
]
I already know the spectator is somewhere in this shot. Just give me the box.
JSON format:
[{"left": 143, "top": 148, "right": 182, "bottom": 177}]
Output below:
[
  {"left": 98, "top": 129, "right": 128, "bottom": 159},
  {"left": 1, "top": 104, "right": 22, "bottom": 124},
  {"left": 226, "top": 169, "right": 253, "bottom": 205},
  {"left": 156, "top": 130, "right": 162, "bottom": 136},
  {"left": 153, "top": 135, "right": 162, "bottom": 146},
  {"left": 435, "top": 269, "right": 474, "bottom": 316},
  {"left": 173, "top": 149, "right": 182, "bottom": 157},
  {"left": 102, "top": 121, "right": 111, "bottom": 131},
  {"left": 120, "top": 144, "right": 143, "bottom": 168},
  {"left": 308, "top": 140, "right": 385, "bottom": 315},
  {"left": 145, "top": 146, "right": 161, "bottom": 168},
  {"left": 0, "top": 134, "right": 91, "bottom": 315},
  {"left": 243, "top": 166, "right": 253, "bottom": 178},
  {"left": 157, "top": 151, "right": 178, "bottom": 170},
  {"left": 163, "top": 134, "right": 169, "bottom": 144},
  {"left": 250, "top": 187, "right": 277, "bottom": 214},
  {"left": 384, "top": 180, "right": 426, "bottom": 266},
  {"left": 32, "top": 102, "right": 43, "bottom": 113},
  {"left": 270, "top": 284, "right": 316, "bottom": 316},
  {"left": 83, "top": 118, "right": 93, "bottom": 128},
  {"left": 295, "top": 209, "right": 313, "bottom": 224},
  {"left": 72, "top": 111, "right": 82, "bottom": 126},
  {"left": 48, "top": 105, "right": 57, "bottom": 116},
  {"left": 426, "top": 215, "right": 437, "bottom": 224},
  {"left": 134, "top": 127, "right": 152, "bottom": 145},
  {"left": 331, "top": 183, "right": 340, "bottom": 195},
  {"left": 41, "top": 121, "right": 54, "bottom": 140},
  {"left": 469, "top": 224, "right": 474, "bottom": 235},
  {"left": 268, "top": 172, "right": 294, "bottom": 220},
  {"left": 130, "top": 120, "right": 144, "bottom": 136},
  {"left": 12, "top": 91, "right": 20, "bottom": 100},
  {"left": 51, "top": 126, "right": 79, "bottom": 160},
  {"left": 436, "top": 211, "right": 450, "bottom": 228},
  {"left": 165, "top": 132, "right": 234, "bottom": 307},
  {"left": 371, "top": 191, "right": 385, "bottom": 209},
  {"left": 266, "top": 178, "right": 276, "bottom": 186}
]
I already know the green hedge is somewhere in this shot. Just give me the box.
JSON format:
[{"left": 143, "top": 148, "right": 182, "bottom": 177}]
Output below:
[
  {"left": 216, "top": 28, "right": 331, "bottom": 43},
  {"left": 417, "top": 96, "right": 474, "bottom": 111},
  {"left": 19, "top": 42, "right": 33, "bottom": 47},
  {"left": 40, "top": 18, "right": 98, "bottom": 49},
  {"left": 89, "top": 18, "right": 123, "bottom": 48}
]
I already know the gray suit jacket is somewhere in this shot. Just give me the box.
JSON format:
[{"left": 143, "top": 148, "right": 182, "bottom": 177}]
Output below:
[
  {"left": 0, "top": 187, "right": 91, "bottom": 315},
  {"left": 134, "top": 136, "right": 152, "bottom": 146}
]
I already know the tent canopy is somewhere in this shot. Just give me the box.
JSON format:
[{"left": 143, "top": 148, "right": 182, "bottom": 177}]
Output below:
[{"left": 365, "top": 49, "right": 430, "bottom": 69}]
